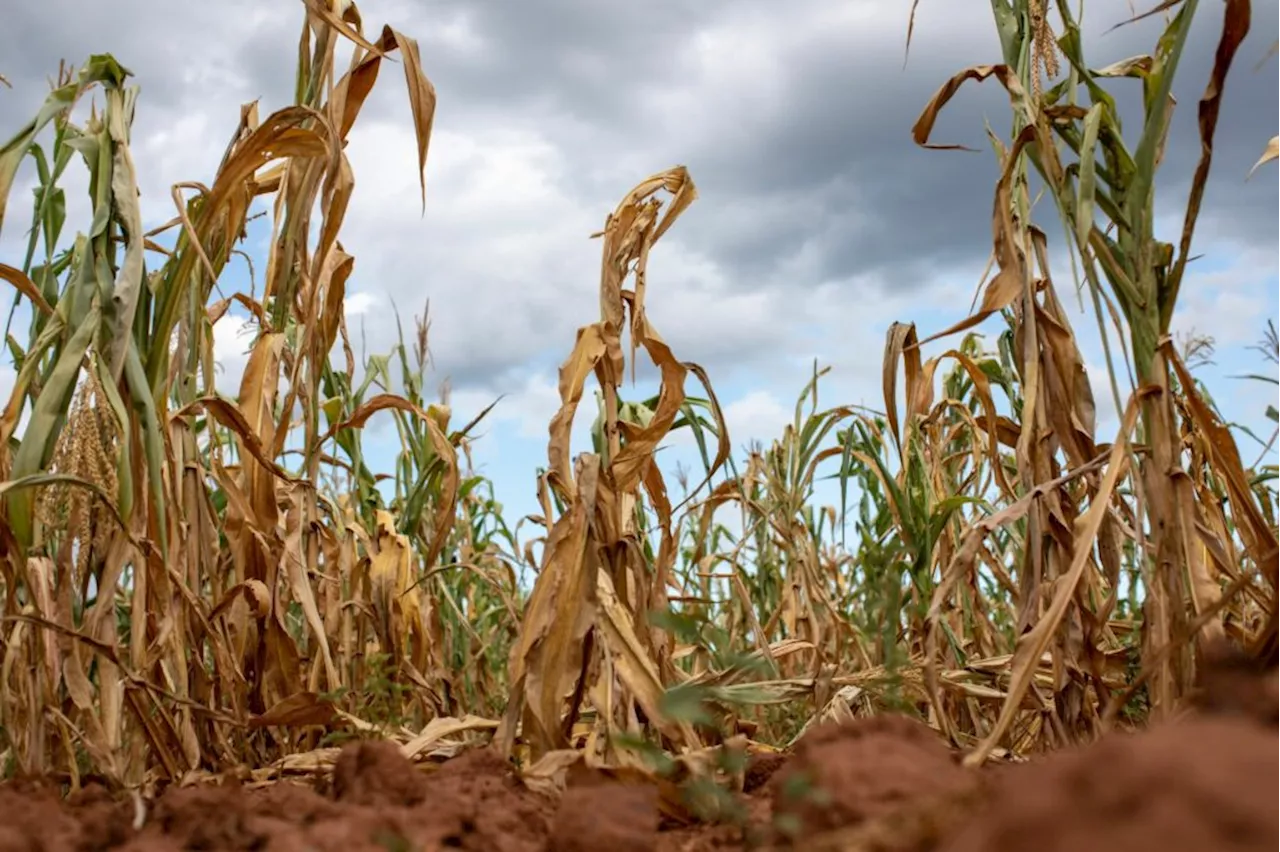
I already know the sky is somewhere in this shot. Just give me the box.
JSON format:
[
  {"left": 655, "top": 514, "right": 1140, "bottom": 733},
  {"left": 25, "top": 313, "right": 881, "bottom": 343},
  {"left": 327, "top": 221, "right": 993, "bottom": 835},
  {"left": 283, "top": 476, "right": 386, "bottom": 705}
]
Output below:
[{"left": 1, "top": 0, "right": 1276, "bottom": 538}]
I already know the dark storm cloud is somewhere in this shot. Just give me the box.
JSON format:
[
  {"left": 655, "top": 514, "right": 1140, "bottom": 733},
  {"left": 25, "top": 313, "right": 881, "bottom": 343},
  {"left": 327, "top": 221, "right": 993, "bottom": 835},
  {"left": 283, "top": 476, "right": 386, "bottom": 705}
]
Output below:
[
  {"left": 313, "top": 0, "right": 1277, "bottom": 296},
  {"left": 1147, "top": 3, "right": 1279, "bottom": 249},
  {"left": 645, "top": 1, "right": 1279, "bottom": 289},
  {"left": 1, "top": 2, "right": 264, "bottom": 115},
  {"left": 365, "top": 0, "right": 1013, "bottom": 286},
  {"left": 3, "top": 0, "right": 1274, "bottom": 389},
  {"left": 9, "top": 0, "right": 1271, "bottom": 283},
  {"left": 386, "top": 0, "right": 710, "bottom": 122}
]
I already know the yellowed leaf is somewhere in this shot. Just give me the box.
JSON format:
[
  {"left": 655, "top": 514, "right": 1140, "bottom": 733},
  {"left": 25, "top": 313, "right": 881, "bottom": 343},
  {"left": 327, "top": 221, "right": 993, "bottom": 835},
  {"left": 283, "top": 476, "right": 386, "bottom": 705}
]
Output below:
[
  {"left": 381, "top": 27, "right": 436, "bottom": 211},
  {"left": 0, "top": 263, "right": 53, "bottom": 315},
  {"left": 595, "top": 566, "right": 702, "bottom": 751},
  {"left": 965, "top": 386, "right": 1151, "bottom": 766},
  {"left": 400, "top": 714, "right": 498, "bottom": 761},
  {"left": 301, "top": 0, "right": 385, "bottom": 55},
  {"left": 1248, "top": 135, "right": 1278, "bottom": 179},
  {"left": 495, "top": 455, "right": 601, "bottom": 760},
  {"left": 173, "top": 397, "right": 299, "bottom": 485},
  {"left": 282, "top": 486, "right": 340, "bottom": 690},
  {"left": 248, "top": 692, "right": 337, "bottom": 729},
  {"left": 545, "top": 325, "right": 608, "bottom": 500}
]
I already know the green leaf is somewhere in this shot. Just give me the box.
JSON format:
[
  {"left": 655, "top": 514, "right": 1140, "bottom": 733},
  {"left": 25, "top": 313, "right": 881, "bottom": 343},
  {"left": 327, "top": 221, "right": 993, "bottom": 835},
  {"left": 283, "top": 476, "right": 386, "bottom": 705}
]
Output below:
[
  {"left": 1075, "top": 102, "right": 1105, "bottom": 247},
  {"left": 6, "top": 302, "right": 102, "bottom": 545},
  {"left": 660, "top": 682, "right": 715, "bottom": 727}
]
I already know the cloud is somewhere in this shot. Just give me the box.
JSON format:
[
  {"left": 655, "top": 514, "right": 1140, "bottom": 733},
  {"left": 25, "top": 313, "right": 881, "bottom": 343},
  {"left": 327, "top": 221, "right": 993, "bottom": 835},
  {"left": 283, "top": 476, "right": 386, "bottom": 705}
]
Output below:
[
  {"left": 1, "top": 0, "right": 1274, "bottom": 522},
  {"left": 211, "top": 312, "right": 255, "bottom": 396},
  {"left": 0, "top": 364, "right": 14, "bottom": 402},
  {"left": 449, "top": 373, "right": 562, "bottom": 443},
  {"left": 5, "top": 0, "right": 1274, "bottom": 392},
  {"left": 720, "top": 390, "right": 794, "bottom": 450},
  {"left": 1170, "top": 248, "right": 1278, "bottom": 351},
  {"left": 343, "top": 292, "right": 379, "bottom": 318},
  {"left": 334, "top": 118, "right": 605, "bottom": 385}
]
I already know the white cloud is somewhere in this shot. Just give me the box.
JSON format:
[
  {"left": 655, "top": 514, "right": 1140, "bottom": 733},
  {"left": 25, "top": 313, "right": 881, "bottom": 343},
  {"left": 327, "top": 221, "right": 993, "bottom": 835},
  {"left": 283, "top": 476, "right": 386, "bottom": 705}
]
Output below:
[
  {"left": 449, "top": 372, "right": 561, "bottom": 442},
  {"left": 448, "top": 369, "right": 605, "bottom": 463},
  {"left": 721, "top": 390, "right": 793, "bottom": 449},
  {"left": 1151, "top": 208, "right": 1276, "bottom": 351},
  {"left": 333, "top": 118, "right": 605, "bottom": 382},
  {"left": 344, "top": 292, "right": 378, "bottom": 316},
  {"left": 1172, "top": 283, "right": 1269, "bottom": 349},
  {"left": 0, "top": 365, "right": 14, "bottom": 403},
  {"left": 1085, "top": 361, "right": 1125, "bottom": 434},
  {"left": 132, "top": 109, "right": 230, "bottom": 229},
  {"left": 641, "top": 240, "right": 793, "bottom": 364},
  {"left": 211, "top": 312, "right": 255, "bottom": 396}
]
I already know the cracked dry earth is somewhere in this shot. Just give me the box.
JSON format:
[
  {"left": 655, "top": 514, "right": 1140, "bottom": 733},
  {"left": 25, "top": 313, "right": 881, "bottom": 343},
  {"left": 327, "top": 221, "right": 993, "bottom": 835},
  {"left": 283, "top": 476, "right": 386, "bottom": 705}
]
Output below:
[{"left": 1, "top": 651, "right": 1275, "bottom": 852}]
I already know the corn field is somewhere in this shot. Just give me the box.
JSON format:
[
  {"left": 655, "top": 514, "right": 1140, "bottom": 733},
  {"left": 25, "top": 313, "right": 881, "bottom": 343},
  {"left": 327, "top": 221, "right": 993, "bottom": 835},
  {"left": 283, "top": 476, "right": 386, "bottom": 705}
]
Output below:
[{"left": 0, "top": 0, "right": 1274, "bottom": 802}]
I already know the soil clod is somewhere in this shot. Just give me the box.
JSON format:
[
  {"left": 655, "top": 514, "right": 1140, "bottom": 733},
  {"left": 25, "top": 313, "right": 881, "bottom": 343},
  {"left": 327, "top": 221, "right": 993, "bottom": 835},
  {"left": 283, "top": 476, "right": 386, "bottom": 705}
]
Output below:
[
  {"left": 332, "top": 739, "right": 426, "bottom": 807},
  {"left": 768, "top": 715, "right": 975, "bottom": 845},
  {"left": 549, "top": 779, "right": 659, "bottom": 852},
  {"left": 939, "top": 716, "right": 1279, "bottom": 852},
  {"left": 1190, "top": 636, "right": 1280, "bottom": 726}
]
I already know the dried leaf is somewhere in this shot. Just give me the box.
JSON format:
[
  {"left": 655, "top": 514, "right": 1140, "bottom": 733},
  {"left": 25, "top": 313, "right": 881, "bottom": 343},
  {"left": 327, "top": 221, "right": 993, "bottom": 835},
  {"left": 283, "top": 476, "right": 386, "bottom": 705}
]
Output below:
[
  {"left": 912, "top": 64, "right": 1034, "bottom": 151},
  {"left": 248, "top": 692, "right": 337, "bottom": 729},
  {"left": 882, "top": 322, "right": 920, "bottom": 455},
  {"left": 1106, "top": 0, "right": 1187, "bottom": 33},
  {"left": 596, "top": 566, "right": 703, "bottom": 751},
  {"left": 378, "top": 27, "right": 436, "bottom": 211},
  {"left": 1248, "top": 136, "right": 1277, "bottom": 179},
  {"left": 173, "top": 397, "right": 299, "bottom": 485},
  {"left": 965, "top": 387, "right": 1152, "bottom": 766},
  {"left": 301, "top": 0, "right": 385, "bottom": 55},
  {"left": 401, "top": 715, "right": 498, "bottom": 761},
  {"left": 0, "top": 263, "right": 54, "bottom": 315},
  {"left": 1166, "top": 0, "right": 1252, "bottom": 300},
  {"left": 496, "top": 455, "right": 601, "bottom": 759}
]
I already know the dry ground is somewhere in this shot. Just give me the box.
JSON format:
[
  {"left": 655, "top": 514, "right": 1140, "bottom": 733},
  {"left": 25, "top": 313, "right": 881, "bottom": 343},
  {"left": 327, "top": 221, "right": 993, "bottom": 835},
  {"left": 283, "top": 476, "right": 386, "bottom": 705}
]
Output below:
[{"left": 1, "top": 644, "right": 1274, "bottom": 852}]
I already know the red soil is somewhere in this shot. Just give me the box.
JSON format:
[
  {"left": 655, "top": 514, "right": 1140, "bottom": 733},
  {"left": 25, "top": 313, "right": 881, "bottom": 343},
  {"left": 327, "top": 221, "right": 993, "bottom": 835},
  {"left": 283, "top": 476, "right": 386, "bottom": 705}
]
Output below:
[
  {"left": 124, "top": 743, "right": 552, "bottom": 852},
  {"left": 1188, "top": 634, "right": 1279, "bottom": 725},
  {"left": 939, "top": 716, "right": 1277, "bottom": 852},
  {"left": 937, "top": 638, "right": 1279, "bottom": 852},
  {"left": 767, "top": 714, "right": 975, "bottom": 842},
  {"left": 549, "top": 776, "right": 659, "bottom": 852},
  {"left": 0, "top": 648, "right": 1274, "bottom": 852}
]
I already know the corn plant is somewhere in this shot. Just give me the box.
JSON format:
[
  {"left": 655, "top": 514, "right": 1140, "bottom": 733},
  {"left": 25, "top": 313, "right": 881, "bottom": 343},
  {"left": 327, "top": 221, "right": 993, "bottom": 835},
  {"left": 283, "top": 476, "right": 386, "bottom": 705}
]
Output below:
[
  {"left": 0, "top": 3, "right": 510, "bottom": 788},
  {"left": 906, "top": 0, "right": 1275, "bottom": 761}
]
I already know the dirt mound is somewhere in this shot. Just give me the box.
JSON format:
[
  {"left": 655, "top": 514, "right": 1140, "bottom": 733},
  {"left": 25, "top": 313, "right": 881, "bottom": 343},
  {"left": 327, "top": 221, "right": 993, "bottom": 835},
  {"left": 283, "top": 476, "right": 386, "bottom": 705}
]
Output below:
[
  {"left": 0, "top": 780, "right": 134, "bottom": 852},
  {"left": 1, "top": 684, "right": 1275, "bottom": 852},
  {"left": 418, "top": 747, "right": 555, "bottom": 850},
  {"left": 331, "top": 739, "right": 426, "bottom": 806},
  {"left": 767, "top": 714, "right": 976, "bottom": 845},
  {"left": 940, "top": 715, "right": 1279, "bottom": 852},
  {"left": 1189, "top": 636, "right": 1279, "bottom": 726},
  {"left": 549, "top": 776, "right": 659, "bottom": 852},
  {"left": 140, "top": 782, "right": 269, "bottom": 851},
  {"left": 0, "top": 740, "right": 554, "bottom": 852}
]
